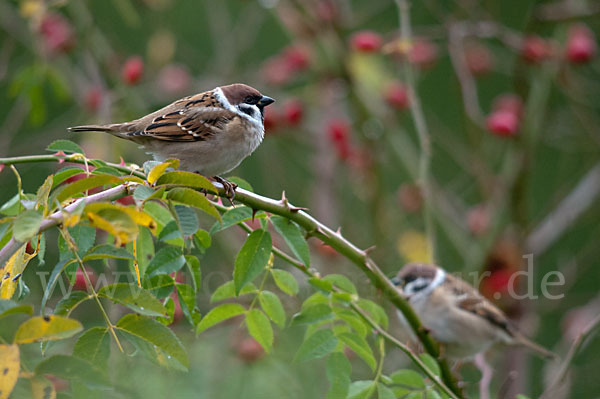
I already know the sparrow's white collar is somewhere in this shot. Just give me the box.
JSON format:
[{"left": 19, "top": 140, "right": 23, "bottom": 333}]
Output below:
[{"left": 213, "top": 87, "right": 263, "bottom": 128}]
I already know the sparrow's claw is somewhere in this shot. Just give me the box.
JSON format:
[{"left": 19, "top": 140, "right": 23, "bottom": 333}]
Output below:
[{"left": 212, "top": 176, "right": 237, "bottom": 203}]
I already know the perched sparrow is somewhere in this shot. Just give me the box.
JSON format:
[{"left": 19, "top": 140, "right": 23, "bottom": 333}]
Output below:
[
  {"left": 392, "top": 263, "right": 555, "bottom": 360},
  {"left": 69, "top": 83, "right": 274, "bottom": 194}
]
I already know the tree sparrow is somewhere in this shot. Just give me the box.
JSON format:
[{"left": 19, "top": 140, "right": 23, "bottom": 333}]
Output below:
[
  {"left": 69, "top": 83, "right": 274, "bottom": 194},
  {"left": 392, "top": 263, "right": 556, "bottom": 360}
]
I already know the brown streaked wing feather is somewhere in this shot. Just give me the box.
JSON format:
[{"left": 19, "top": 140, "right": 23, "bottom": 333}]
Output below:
[{"left": 126, "top": 92, "right": 237, "bottom": 142}]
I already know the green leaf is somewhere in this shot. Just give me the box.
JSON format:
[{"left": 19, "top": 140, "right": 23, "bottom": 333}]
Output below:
[
  {"left": 334, "top": 309, "right": 368, "bottom": 338},
  {"left": 176, "top": 283, "right": 201, "bottom": 326},
  {"left": 55, "top": 175, "right": 122, "bottom": 203},
  {"left": 233, "top": 229, "right": 272, "bottom": 294},
  {"left": 135, "top": 226, "right": 155, "bottom": 276},
  {"left": 196, "top": 303, "right": 246, "bottom": 333},
  {"left": 209, "top": 206, "right": 266, "bottom": 234},
  {"left": 166, "top": 187, "right": 221, "bottom": 222},
  {"left": 308, "top": 277, "right": 334, "bottom": 292},
  {"left": 245, "top": 309, "right": 273, "bottom": 353},
  {"left": 258, "top": 291, "right": 286, "bottom": 328},
  {"left": 35, "top": 355, "right": 109, "bottom": 389},
  {"left": 226, "top": 176, "right": 253, "bottom": 192},
  {"left": 419, "top": 353, "right": 441, "bottom": 377},
  {"left": 158, "top": 220, "right": 183, "bottom": 244},
  {"left": 58, "top": 224, "right": 96, "bottom": 260},
  {"left": 326, "top": 352, "right": 352, "bottom": 399},
  {"left": 185, "top": 255, "right": 202, "bottom": 293},
  {"left": 348, "top": 381, "right": 375, "bottom": 399},
  {"left": 46, "top": 139, "right": 84, "bottom": 154},
  {"left": 36, "top": 175, "right": 53, "bottom": 210},
  {"left": 40, "top": 258, "right": 76, "bottom": 313},
  {"left": 323, "top": 274, "right": 357, "bottom": 294},
  {"left": 147, "top": 159, "right": 179, "bottom": 185},
  {"left": 97, "top": 283, "right": 168, "bottom": 318},
  {"left": 12, "top": 209, "right": 43, "bottom": 242},
  {"left": 339, "top": 332, "right": 376, "bottom": 371},
  {"left": 52, "top": 167, "right": 85, "bottom": 188},
  {"left": 73, "top": 327, "right": 110, "bottom": 370},
  {"left": 0, "top": 194, "right": 20, "bottom": 216},
  {"left": 82, "top": 244, "right": 135, "bottom": 262},
  {"left": 14, "top": 315, "right": 83, "bottom": 344},
  {"left": 116, "top": 314, "right": 188, "bottom": 371},
  {"left": 54, "top": 291, "right": 90, "bottom": 316},
  {"left": 146, "top": 246, "right": 186, "bottom": 277},
  {"left": 210, "top": 281, "right": 257, "bottom": 302},
  {"left": 292, "top": 304, "right": 334, "bottom": 325},
  {"left": 143, "top": 201, "right": 174, "bottom": 233},
  {"left": 174, "top": 204, "right": 199, "bottom": 235},
  {"left": 377, "top": 383, "right": 396, "bottom": 399},
  {"left": 156, "top": 171, "right": 216, "bottom": 193},
  {"left": 390, "top": 369, "right": 426, "bottom": 389},
  {"left": 133, "top": 184, "right": 156, "bottom": 203},
  {"left": 295, "top": 329, "right": 338, "bottom": 362},
  {"left": 0, "top": 299, "right": 33, "bottom": 318},
  {"left": 271, "top": 216, "right": 310, "bottom": 266},
  {"left": 357, "top": 299, "right": 388, "bottom": 329},
  {"left": 193, "top": 229, "right": 211, "bottom": 250},
  {"left": 143, "top": 274, "right": 175, "bottom": 299},
  {"left": 271, "top": 269, "right": 299, "bottom": 296}
]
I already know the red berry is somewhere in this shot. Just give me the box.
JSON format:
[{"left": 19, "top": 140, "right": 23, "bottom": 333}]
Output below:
[
  {"left": 408, "top": 39, "right": 438, "bottom": 69},
  {"left": 492, "top": 94, "right": 524, "bottom": 119},
  {"left": 283, "top": 45, "right": 310, "bottom": 72},
  {"left": 74, "top": 267, "right": 97, "bottom": 291},
  {"left": 482, "top": 269, "right": 512, "bottom": 295},
  {"left": 350, "top": 31, "right": 382, "bottom": 53},
  {"left": 170, "top": 291, "right": 184, "bottom": 324},
  {"left": 39, "top": 13, "right": 74, "bottom": 55},
  {"left": 566, "top": 24, "right": 597, "bottom": 64},
  {"left": 486, "top": 109, "right": 519, "bottom": 137},
  {"left": 262, "top": 57, "right": 293, "bottom": 86},
  {"left": 521, "top": 36, "right": 551, "bottom": 64},
  {"left": 84, "top": 86, "right": 103, "bottom": 113},
  {"left": 397, "top": 184, "right": 422, "bottom": 213},
  {"left": 283, "top": 99, "right": 303, "bottom": 126},
  {"left": 236, "top": 337, "right": 265, "bottom": 363},
  {"left": 122, "top": 56, "right": 144, "bottom": 85},
  {"left": 384, "top": 82, "right": 409, "bottom": 110},
  {"left": 116, "top": 195, "right": 135, "bottom": 206},
  {"left": 467, "top": 205, "right": 490, "bottom": 236},
  {"left": 316, "top": 244, "right": 338, "bottom": 258},
  {"left": 327, "top": 119, "right": 353, "bottom": 159},
  {"left": 158, "top": 64, "right": 190, "bottom": 95},
  {"left": 465, "top": 43, "right": 493, "bottom": 76},
  {"left": 26, "top": 241, "right": 36, "bottom": 255}
]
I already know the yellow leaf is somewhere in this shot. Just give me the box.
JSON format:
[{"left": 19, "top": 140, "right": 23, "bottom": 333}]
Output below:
[
  {"left": 86, "top": 203, "right": 156, "bottom": 234},
  {"left": 0, "top": 344, "right": 20, "bottom": 399},
  {"left": 147, "top": 159, "right": 179, "bottom": 186},
  {"left": 31, "top": 376, "right": 56, "bottom": 399},
  {"left": 397, "top": 230, "right": 432, "bottom": 263},
  {"left": 0, "top": 245, "right": 35, "bottom": 299},
  {"left": 14, "top": 316, "right": 83, "bottom": 344},
  {"left": 86, "top": 212, "right": 137, "bottom": 247}
]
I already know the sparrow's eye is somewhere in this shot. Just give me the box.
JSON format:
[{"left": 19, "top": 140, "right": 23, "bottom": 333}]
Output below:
[{"left": 243, "top": 96, "right": 260, "bottom": 105}]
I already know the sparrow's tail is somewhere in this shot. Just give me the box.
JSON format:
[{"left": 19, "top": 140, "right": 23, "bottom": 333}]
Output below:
[
  {"left": 515, "top": 335, "right": 558, "bottom": 360},
  {"left": 68, "top": 125, "right": 114, "bottom": 133}
]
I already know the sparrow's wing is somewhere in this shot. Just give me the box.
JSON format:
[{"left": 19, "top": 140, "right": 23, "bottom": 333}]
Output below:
[
  {"left": 126, "top": 93, "right": 238, "bottom": 142},
  {"left": 457, "top": 293, "right": 512, "bottom": 334}
]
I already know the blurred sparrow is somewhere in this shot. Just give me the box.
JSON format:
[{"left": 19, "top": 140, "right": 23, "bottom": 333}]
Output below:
[
  {"left": 69, "top": 83, "right": 274, "bottom": 195},
  {"left": 392, "top": 263, "right": 556, "bottom": 360}
]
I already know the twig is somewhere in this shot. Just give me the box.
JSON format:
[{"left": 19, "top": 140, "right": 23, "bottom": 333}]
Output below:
[
  {"left": 526, "top": 163, "right": 600, "bottom": 254},
  {"left": 539, "top": 313, "right": 600, "bottom": 399},
  {"left": 395, "top": 0, "right": 436, "bottom": 262}
]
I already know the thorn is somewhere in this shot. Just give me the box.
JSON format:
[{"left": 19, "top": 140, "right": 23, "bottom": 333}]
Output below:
[
  {"left": 120, "top": 157, "right": 126, "bottom": 166},
  {"left": 0, "top": 164, "right": 4, "bottom": 173},
  {"left": 336, "top": 226, "right": 342, "bottom": 235},
  {"left": 364, "top": 245, "right": 376, "bottom": 254},
  {"left": 251, "top": 208, "right": 258, "bottom": 222},
  {"left": 289, "top": 205, "right": 309, "bottom": 213}
]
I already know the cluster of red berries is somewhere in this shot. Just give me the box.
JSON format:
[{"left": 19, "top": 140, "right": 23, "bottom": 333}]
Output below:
[
  {"left": 264, "top": 99, "right": 304, "bottom": 133},
  {"left": 486, "top": 94, "right": 524, "bottom": 137},
  {"left": 262, "top": 45, "right": 311, "bottom": 86}
]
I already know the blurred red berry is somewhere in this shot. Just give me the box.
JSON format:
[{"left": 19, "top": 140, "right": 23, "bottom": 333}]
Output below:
[
  {"left": 481, "top": 269, "right": 512, "bottom": 297},
  {"left": 263, "top": 105, "right": 279, "bottom": 133},
  {"left": 170, "top": 291, "right": 184, "bottom": 324},
  {"left": 492, "top": 93, "right": 524, "bottom": 119},
  {"left": 397, "top": 184, "right": 422, "bottom": 213},
  {"left": 327, "top": 119, "right": 352, "bottom": 160},
  {"left": 384, "top": 82, "right": 409, "bottom": 110},
  {"left": 283, "top": 45, "right": 310, "bottom": 72},
  {"left": 158, "top": 64, "right": 190, "bottom": 95},
  {"left": 283, "top": 99, "right": 303, "bottom": 126},
  {"left": 47, "top": 375, "right": 69, "bottom": 392},
  {"left": 566, "top": 24, "right": 597, "bottom": 64},
  {"left": 262, "top": 57, "right": 293, "bottom": 86},
  {"left": 26, "top": 241, "right": 36, "bottom": 255},
  {"left": 316, "top": 243, "right": 338, "bottom": 258},
  {"left": 467, "top": 205, "right": 490, "bottom": 236},
  {"left": 116, "top": 195, "right": 135, "bottom": 206},
  {"left": 316, "top": 0, "right": 338, "bottom": 22},
  {"left": 73, "top": 267, "right": 97, "bottom": 291},
  {"left": 122, "top": 56, "right": 144, "bottom": 85},
  {"left": 465, "top": 43, "right": 493, "bottom": 76},
  {"left": 486, "top": 109, "right": 519, "bottom": 137},
  {"left": 408, "top": 38, "right": 438, "bottom": 69},
  {"left": 236, "top": 337, "right": 265, "bottom": 363},
  {"left": 521, "top": 36, "right": 552, "bottom": 64},
  {"left": 350, "top": 30, "right": 382, "bottom": 53},
  {"left": 39, "top": 13, "right": 74, "bottom": 55},
  {"left": 84, "top": 86, "right": 103, "bottom": 113}
]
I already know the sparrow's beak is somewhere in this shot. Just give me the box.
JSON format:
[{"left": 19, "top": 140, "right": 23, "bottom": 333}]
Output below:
[{"left": 257, "top": 96, "right": 275, "bottom": 107}]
